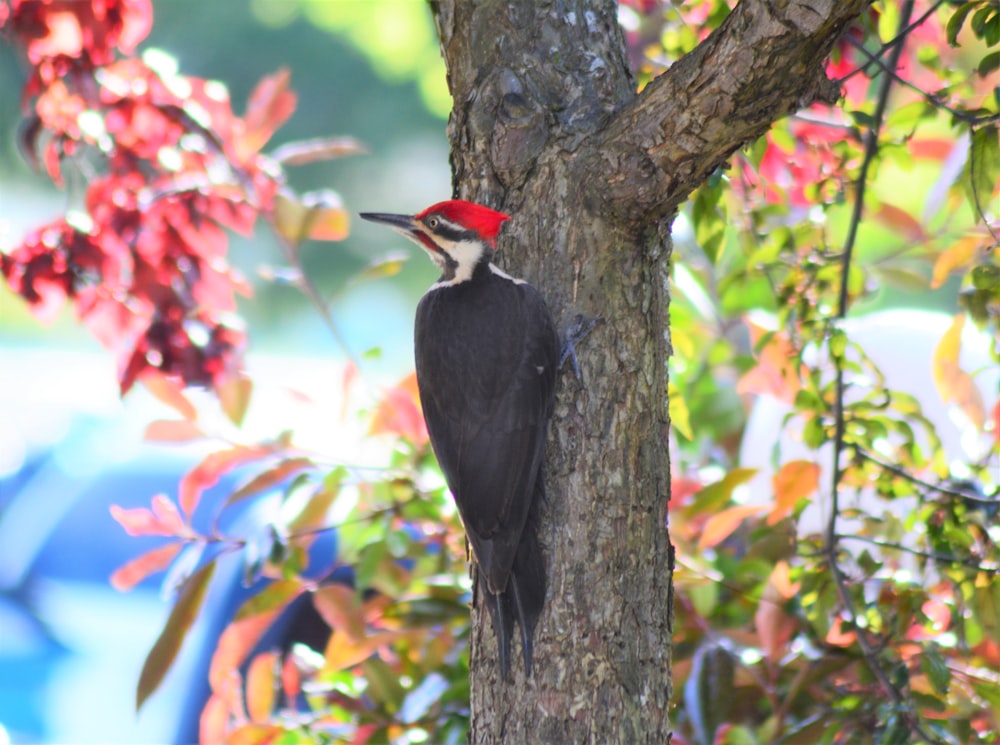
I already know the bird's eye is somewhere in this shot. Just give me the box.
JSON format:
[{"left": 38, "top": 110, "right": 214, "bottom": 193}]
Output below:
[{"left": 427, "top": 217, "right": 439, "bottom": 229}]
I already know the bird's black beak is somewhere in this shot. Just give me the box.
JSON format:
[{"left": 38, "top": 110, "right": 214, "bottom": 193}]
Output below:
[{"left": 359, "top": 211, "right": 419, "bottom": 235}]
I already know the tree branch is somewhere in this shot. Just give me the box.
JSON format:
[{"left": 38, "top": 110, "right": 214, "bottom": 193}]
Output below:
[{"left": 585, "top": 0, "right": 873, "bottom": 225}]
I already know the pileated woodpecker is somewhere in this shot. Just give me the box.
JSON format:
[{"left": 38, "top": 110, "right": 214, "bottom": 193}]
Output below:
[{"left": 360, "top": 200, "right": 558, "bottom": 679}]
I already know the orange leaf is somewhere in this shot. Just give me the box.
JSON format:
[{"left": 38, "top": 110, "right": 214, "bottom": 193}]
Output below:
[
  {"left": 736, "top": 321, "right": 803, "bottom": 403},
  {"left": 322, "top": 628, "right": 414, "bottom": 673},
  {"left": 755, "top": 561, "right": 800, "bottom": 662},
  {"left": 137, "top": 561, "right": 216, "bottom": 711},
  {"left": 225, "top": 457, "right": 315, "bottom": 508},
  {"left": 144, "top": 419, "right": 205, "bottom": 443},
  {"left": 245, "top": 652, "right": 278, "bottom": 724},
  {"left": 698, "top": 505, "right": 766, "bottom": 550},
  {"left": 180, "top": 445, "right": 273, "bottom": 516},
  {"left": 369, "top": 372, "right": 428, "bottom": 445},
  {"left": 199, "top": 692, "right": 231, "bottom": 745},
  {"left": 209, "top": 581, "right": 304, "bottom": 692},
  {"left": 874, "top": 203, "right": 926, "bottom": 242},
  {"left": 270, "top": 136, "right": 366, "bottom": 166},
  {"left": 226, "top": 724, "right": 285, "bottom": 745},
  {"left": 110, "top": 542, "right": 183, "bottom": 592},
  {"left": 931, "top": 235, "right": 979, "bottom": 289},
  {"left": 993, "top": 398, "right": 1000, "bottom": 447},
  {"left": 218, "top": 374, "right": 253, "bottom": 428},
  {"left": 769, "top": 460, "right": 820, "bottom": 525},
  {"left": 139, "top": 370, "right": 198, "bottom": 420},
  {"left": 312, "top": 584, "right": 366, "bottom": 640},
  {"left": 110, "top": 500, "right": 185, "bottom": 537},
  {"left": 932, "top": 314, "right": 986, "bottom": 430}
]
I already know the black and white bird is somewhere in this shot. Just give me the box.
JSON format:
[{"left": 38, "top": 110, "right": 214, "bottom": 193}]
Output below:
[{"left": 360, "top": 200, "right": 559, "bottom": 678}]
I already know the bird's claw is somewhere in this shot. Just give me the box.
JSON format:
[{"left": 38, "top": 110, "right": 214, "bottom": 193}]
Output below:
[{"left": 559, "top": 314, "right": 604, "bottom": 382}]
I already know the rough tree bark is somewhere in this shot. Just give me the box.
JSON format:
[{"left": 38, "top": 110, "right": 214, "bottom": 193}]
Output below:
[{"left": 427, "top": 1, "right": 873, "bottom": 742}]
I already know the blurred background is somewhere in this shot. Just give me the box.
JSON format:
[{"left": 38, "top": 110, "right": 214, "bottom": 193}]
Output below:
[{"left": 0, "top": 2, "right": 451, "bottom": 742}]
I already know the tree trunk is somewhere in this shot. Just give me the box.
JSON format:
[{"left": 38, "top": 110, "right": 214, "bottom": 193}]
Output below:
[{"left": 427, "top": 1, "right": 872, "bottom": 742}]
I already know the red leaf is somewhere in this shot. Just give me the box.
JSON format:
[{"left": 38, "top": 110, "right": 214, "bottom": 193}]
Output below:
[
  {"left": 369, "top": 372, "right": 428, "bottom": 445},
  {"left": 110, "top": 501, "right": 185, "bottom": 537},
  {"left": 137, "top": 561, "right": 216, "bottom": 711},
  {"left": 179, "top": 445, "right": 272, "bottom": 516},
  {"left": 280, "top": 654, "right": 301, "bottom": 702},
  {"left": 239, "top": 68, "right": 296, "bottom": 160},
  {"left": 110, "top": 542, "right": 183, "bottom": 592}
]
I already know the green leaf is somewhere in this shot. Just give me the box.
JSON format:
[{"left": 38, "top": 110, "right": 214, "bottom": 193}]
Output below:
[
  {"left": 962, "top": 125, "right": 1000, "bottom": 217},
  {"left": 920, "top": 643, "right": 951, "bottom": 695},
  {"left": 980, "top": 50, "right": 1000, "bottom": 77},
  {"left": 947, "top": 2, "right": 979, "bottom": 46},
  {"left": 137, "top": 560, "right": 216, "bottom": 711},
  {"left": 682, "top": 467, "right": 758, "bottom": 518}
]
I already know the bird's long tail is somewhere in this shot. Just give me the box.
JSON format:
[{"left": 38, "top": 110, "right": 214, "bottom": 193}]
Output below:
[{"left": 483, "top": 511, "right": 546, "bottom": 679}]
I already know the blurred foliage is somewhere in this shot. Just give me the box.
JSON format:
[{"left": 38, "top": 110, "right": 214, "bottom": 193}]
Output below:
[
  {"left": 2, "top": 1, "right": 1000, "bottom": 744},
  {"left": 626, "top": 1, "right": 999, "bottom": 743}
]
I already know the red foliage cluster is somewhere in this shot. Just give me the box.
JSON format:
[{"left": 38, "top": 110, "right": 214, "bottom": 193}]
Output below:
[{"left": 1, "top": 0, "right": 294, "bottom": 392}]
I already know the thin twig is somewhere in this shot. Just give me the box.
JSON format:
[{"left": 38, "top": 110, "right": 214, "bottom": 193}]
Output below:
[
  {"left": 824, "top": 3, "right": 950, "bottom": 743},
  {"left": 836, "top": 533, "right": 996, "bottom": 573},
  {"left": 855, "top": 448, "right": 998, "bottom": 506},
  {"left": 845, "top": 36, "right": 1000, "bottom": 127},
  {"left": 836, "top": 0, "right": 951, "bottom": 84}
]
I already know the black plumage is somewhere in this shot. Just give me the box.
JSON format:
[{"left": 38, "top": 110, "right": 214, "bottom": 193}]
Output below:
[{"left": 416, "top": 262, "right": 558, "bottom": 678}]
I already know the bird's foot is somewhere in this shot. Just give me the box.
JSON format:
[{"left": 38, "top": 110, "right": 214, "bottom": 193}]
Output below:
[{"left": 559, "top": 314, "right": 604, "bottom": 382}]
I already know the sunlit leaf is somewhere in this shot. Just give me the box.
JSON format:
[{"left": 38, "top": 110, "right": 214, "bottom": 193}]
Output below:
[
  {"left": 698, "top": 504, "right": 766, "bottom": 549},
  {"left": 224, "top": 457, "right": 315, "bottom": 508},
  {"left": 669, "top": 381, "right": 694, "bottom": 441},
  {"left": 961, "top": 125, "right": 1000, "bottom": 218},
  {"left": 110, "top": 542, "right": 183, "bottom": 592},
  {"left": 209, "top": 580, "right": 305, "bottom": 692},
  {"left": 239, "top": 67, "right": 296, "bottom": 159},
  {"left": 137, "top": 561, "right": 216, "bottom": 711},
  {"left": 769, "top": 460, "right": 820, "bottom": 525},
  {"left": 370, "top": 372, "right": 429, "bottom": 445},
  {"left": 932, "top": 235, "right": 981, "bottom": 289},
  {"left": 932, "top": 314, "right": 986, "bottom": 431},
  {"left": 270, "top": 135, "right": 366, "bottom": 165},
  {"left": 245, "top": 651, "right": 278, "bottom": 724},
  {"left": 313, "top": 584, "right": 366, "bottom": 640},
  {"left": 179, "top": 445, "right": 273, "bottom": 516},
  {"left": 683, "top": 467, "right": 758, "bottom": 519},
  {"left": 140, "top": 370, "right": 198, "bottom": 420},
  {"left": 226, "top": 723, "right": 285, "bottom": 745},
  {"left": 218, "top": 374, "right": 253, "bottom": 428},
  {"left": 756, "top": 561, "right": 799, "bottom": 661}
]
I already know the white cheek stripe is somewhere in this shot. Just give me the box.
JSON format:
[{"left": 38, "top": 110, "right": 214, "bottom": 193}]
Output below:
[{"left": 488, "top": 263, "right": 526, "bottom": 284}]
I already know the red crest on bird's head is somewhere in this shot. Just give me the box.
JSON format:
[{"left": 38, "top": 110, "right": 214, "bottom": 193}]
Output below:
[{"left": 416, "top": 200, "right": 510, "bottom": 247}]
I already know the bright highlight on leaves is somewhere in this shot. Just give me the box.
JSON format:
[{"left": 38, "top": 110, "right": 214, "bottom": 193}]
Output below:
[{"left": 932, "top": 314, "right": 986, "bottom": 431}]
